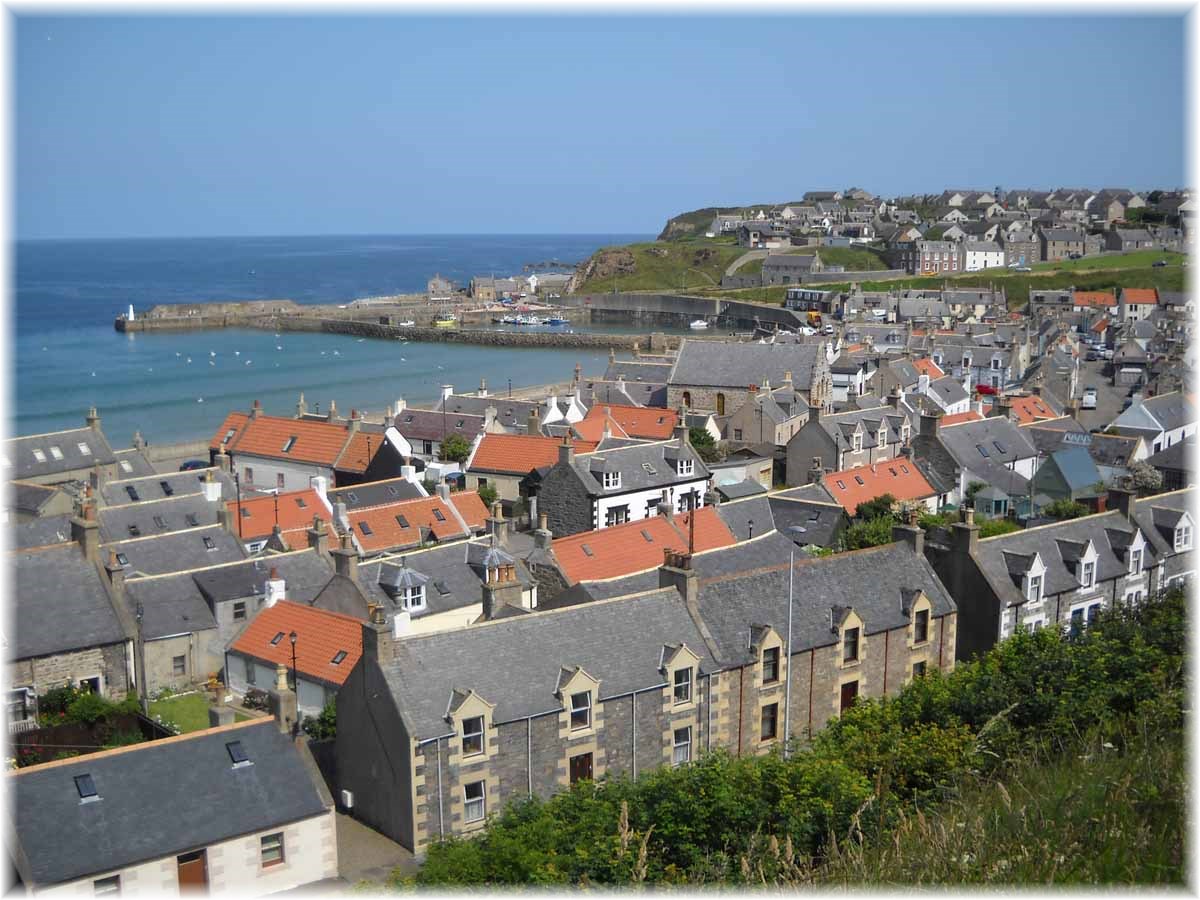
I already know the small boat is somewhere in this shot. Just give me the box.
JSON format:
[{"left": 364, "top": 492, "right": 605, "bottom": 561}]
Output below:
[
  {"left": 433, "top": 315, "right": 457, "bottom": 328},
  {"left": 546, "top": 316, "right": 569, "bottom": 326},
  {"left": 399, "top": 320, "right": 415, "bottom": 327},
  {"left": 689, "top": 319, "right": 710, "bottom": 330}
]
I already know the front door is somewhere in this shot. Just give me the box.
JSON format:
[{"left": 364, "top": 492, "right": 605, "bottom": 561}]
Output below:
[
  {"left": 177, "top": 850, "right": 208, "bottom": 892},
  {"left": 569, "top": 751, "right": 593, "bottom": 785}
]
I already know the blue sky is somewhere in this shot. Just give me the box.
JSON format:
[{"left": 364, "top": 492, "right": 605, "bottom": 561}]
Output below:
[{"left": 15, "top": 15, "right": 1187, "bottom": 238}]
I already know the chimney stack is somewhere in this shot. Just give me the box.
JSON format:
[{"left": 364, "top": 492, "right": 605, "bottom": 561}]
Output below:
[
  {"left": 362, "top": 607, "right": 399, "bottom": 666},
  {"left": 481, "top": 561, "right": 523, "bottom": 620},
  {"left": 656, "top": 487, "right": 674, "bottom": 521},
  {"left": 327, "top": 400, "right": 338, "bottom": 423},
  {"left": 920, "top": 410, "right": 942, "bottom": 437},
  {"left": 202, "top": 469, "right": 222, "bottom": 503},
  {"left": 104, "top": 550, "right": 126, "bottom": 603},
  {"left": 394, "top": 397, "right": 406, "bottom": 417},
  {"left": 264, "top": 567, "right": 286, "bottom": 607},
  {"left": 808, "top": 456, "right": 824, "bottom": 485},
  {"left": 478, "top": 377, "right": 488, "bottom": 398},
  {"left": 307, "top": 516, "right": 329, "bottom": 556},
  {"left": 86, "top": 406, "right": 101, "bottom": 431},
  {"left": 1107, "top": 485, "right": 1135, "bottom": 521},
  {"left": 332, "top": 530, "right": 359, "bottom": 582},
  {"left": 71, "top": 490, "right": 100, "bottom": 562},
  {"left": 268, "top": 663, "right": 299, "bottom": 737},
  {"left": 250, "top": 399, "right": 263, "bottom": 420},
  {"left": 557, "top": 433, "right": 575, "bottom": 466},
  {"left": 659, "top": 548, "right": 698, "bottom": 613},
  {"left": 348, "top": 409, "right": 361, "bottom": 434},
  {"left": 487, "top": 501, "right": 507, "bottom": 546},
  {"left": 952, "top": 505, "right": 979, "bottom": 557},
  {"left": 891, "top": 518, "right": 925, "bottom": 556},
  {"left": 215, "top": 449, "right": 232, "bottom": 473},
  {"left": 296, "top": 393, "right": 307, "bottom": 417},
  {"left": 526, "top": 408, "right": 542, "bottom": 436},
  {"left": 534, "top": 512, "right": 553, "bottom": 550}
]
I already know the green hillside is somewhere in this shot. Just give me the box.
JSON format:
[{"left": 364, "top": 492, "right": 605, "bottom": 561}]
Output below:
[{"left": 570, "top": 240, "right": 745, "bottom": 294}]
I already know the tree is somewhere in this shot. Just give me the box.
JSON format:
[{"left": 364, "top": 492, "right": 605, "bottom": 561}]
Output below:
[
  {"left": 689, "top": 427, "right": 722, "bottom": 464},
  {"left": 1043, "top": 498, "right": 1090, "bottom": 520},
  {"left": 839, "top": 516, "right": 896, "bottom": 551},
  {"left": 1128, "top": 461, "right": 1163, "bottom": 495},
  {"left": 965, "top": 481, "right": 988, "bottom": 505},
  {"left": 478, "top": 483, "right": 498, "bottom": 509},
  {"left": 978, "top": 518, "right": 1020, "bottom": 538},
  {"left": 854, "top": 493, "right": 897, "bottom": 522},
  {"left": 302, "top": 700, "right": 337, "bottom": 740},
  {"left": 440, "top": 433, "right": 471, "bottom": 464}
]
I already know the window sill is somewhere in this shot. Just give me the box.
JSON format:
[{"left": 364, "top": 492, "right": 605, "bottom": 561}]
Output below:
[{"left": 841, "top": 658, "right": 862, "bottom": 669}]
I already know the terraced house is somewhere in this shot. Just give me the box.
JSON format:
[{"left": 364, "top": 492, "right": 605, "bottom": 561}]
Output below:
[
  {"left": 334, "top": 528, "right": 956, "bottom": 854},
  {"left": 666, "top": 339, "right": 832, "bottom": 417}
]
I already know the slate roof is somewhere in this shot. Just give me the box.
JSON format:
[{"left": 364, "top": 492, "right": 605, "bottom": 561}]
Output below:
[
  {"left": 105, "top": 526, "right": 246, "bottom": 577},
  {"left": 603, "top": 360, "right": 675, "bottom": 384},
  {"left": 393, "top": 408, "right": 486, "bottom": 443},
  {"left": 1042, "top": 447, "right": 1102, "bottom": 493},
  {"left": 1146, "top": 436, "right": 1192, "bottom": 471},
  {"left": 1088, "top": 432, "right": 1144, "bottom": 469},
  {"left": 230, "top": 600, "right": 362, "bottom": 686},
  {"left": 13, "top": 514, "right": 74, "bottom": 550},
  {"left": 379, "top": 588, "right": 718, "bottom": 737},
  {"left": 578, "top": 378, "right": 668, "bottom": 409},
  {"left": 13, "top": 544, "right": 126, "bottom": 659},
  {"left": 714, "top": 495, "right": 777, "bottom": 541},
  {"left": 100, "top": 468, "right": 234, "bottom": 507},
  {"left": 715, "top": 479, "right": 768, "bottom": 501},
  {"left": 435, "top": 394, "right": 541, "bottom": 431},
  {"left": 767, "top": 492, "right": 846, "bottom": 548},
  {"left": 570, "top": 441, "right": 709, "bottom": 496},
  {"left": 928, "top": 376, "right": 969, "bottom": 407},
  {"left": 99, "top": 494, "right": 224, "bottom": 543},
  {"left": 328, "top": 477, "right": 424, "bottom": 511},
  {"left": 190, "top": 552, "right": 336, "bottom": 608},
  {"left": 6, "top": 426, "right": 116, "bottom": 481},
  {"left": 937, "top": 416, "right": 1038, "bottom": 472},
  {"left": 1020, "top": 417, "right": 1090, "bottom": 455},
  {"left": 11, "top": 719, "right": 331, "bottom": 887},
  {"left": 123, "top": 572, "right": 219, "bottom": 640},
  {"left": 695, "top": 541, "right": 956, "bottom": 667},
  {"left": 669, "top": 340, "right": 824, "bottom": 391},
  {"left": 1111, "top": 392, "right": 1194, "bottom": 435},
  {"left": 110, "top": 448, "right": 157, "bottom": 479},
  {"left": 11, "top": 481, "right": 63, "bottom": 515}
]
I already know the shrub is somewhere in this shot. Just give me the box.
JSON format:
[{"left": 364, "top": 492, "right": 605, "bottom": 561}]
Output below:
[
  {"left": 243, "top": 688, "right": 271, "bottom": 711},
  {"left": 440, "top": 433, "right": 471, "bottom": 463},
  {"left": 839, "top": 516, "right": 895, "bottom": 550},
  {"left": 477, "top": 484, "right": 498, "bottom": 509},
  {"left": 303, "top": 700, "right": 337, "bottom": 740},
  {"left": 977, "top": 518, "right": 1020, "bottom": 538},
  {"left": 854, "top": 493, "right": 897, "bottom": 522}
]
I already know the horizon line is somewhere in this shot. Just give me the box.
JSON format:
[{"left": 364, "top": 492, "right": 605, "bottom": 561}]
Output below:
[{"left": 15, "top": 230, "right": 658, "bottom": 243}]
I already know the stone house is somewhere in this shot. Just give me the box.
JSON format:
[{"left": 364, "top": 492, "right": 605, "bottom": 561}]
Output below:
[
  {"left": 925, "top": 488, "right": 1193, "bottom": 659},
  {"left": 1105, "top": 228, "right": 1155, "bottom": 252},
  {"left": 5, "top": 408, "right": 118, "bottom": 487},
  {"left": 963, "top": 241, "right": 1005, "bottom": 271},
  {"left": 784, "top": 396, "right": 916, "bottom": 485},
  {"left": 11, "top": 718, "right": 337, "bottom": 894},
  {"left": 334, "top": 533, "right": 956, "bottom": 854},
  {"left": 1039, "top": 228, "right": 1085, "bottom": 261},
  {"left": 761, "top": 253, "right": 823, "bottom": 286},
  {"left": 667, "top": 339, "right": 832, "bottom": 417},
  {"left": 538, "top": 431, "right": 710, "bottom": 536},
  {"left": 1108, "top": 391, "right": 1197, "bottom": 453},
  {"left": 738, "top": 223, "right": 789, "bottom": 249},
  {"left": 917, "top": 241, "right": 961, "bottom": 275},
  {"left": 911, "top": 413, "right": 1038, "bottom": 509},
  {"left": 724, "top": 378, "right": 810, "bottom": 448},
  {"left": 1000, "top": 230, "right": 1038, "bottom": 268},
  {"left": 465, "top": 433, "right": 598, "bottom": 509}
]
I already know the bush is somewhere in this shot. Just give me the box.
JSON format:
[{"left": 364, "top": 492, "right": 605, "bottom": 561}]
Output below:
[
  {"left": 839, "top": 516, "right": 895, "bottom": 551},
  {"left": 243, "top": 688, "right": 271, "bottom": 711},
  {"left": 303, "top": 700, "right": 337, "bottom": 740},
  {"left": 440, "top": 433, "right": 471, "bottom": 463},
  {"left": 854, "top": 493, "right": 897, "bottom": 522},
  {"left": 1043, "top": 498, "right": 1090, "bottom": 520},
  {"left": 978, "top": 518, "right": 1020, "bottom": 538},
  {"left": 477, "top": 484, "right": 498, "bottom": 509}
]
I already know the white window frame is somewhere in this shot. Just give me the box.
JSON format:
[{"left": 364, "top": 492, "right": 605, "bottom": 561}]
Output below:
[
  {"left": 1080, "top": 560, "right": 1095, "bottom": 589},
  {"left": 602, "top": 471, "right": 621, "bottom": 490},
  {"left": 569, "top": 690, "right": 592, "bottom": 730},
  {"left": 673, "top": 667, "right": 692, "bottom": 705},
  {"left": 672, "top": 726, "right": 692, "bottom": 767},
  {"left": 401, "top": 585, "right": 426, "bottom": 612},
  {"left": 1129, "top": 548, "right": 1142, "bottom": 576},
  {"left": 48, "top": 445, "right": 63, "bottom": 460},
  {"left": 1026, "top": 574, "right": 1043, "bottom": 604},
  {"left": 78, "top": 442, "right": 92, "bottom": 457},
  {"left": 461, "top": 715, "right": 484, "bottom": 757},
  {"left": 1175, "top": 525, "right": 1192, "bottom": 552},
  {"left": 851, "top": 433, "right": 863, "bottom": 452},
  {"left": 464, "top": 781, "right": 486, "bottom": 822},
  {"left": 677, "top": 458, "right": 694, "bottom": 477},
  {"left": 32, "top": 449, "right": 45, "bottom": 463}
]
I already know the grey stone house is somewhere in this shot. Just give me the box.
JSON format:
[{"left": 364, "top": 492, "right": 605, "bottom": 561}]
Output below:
[
  {"left": 783, "top": 396, "right": 916, "bottom": 485},
  {"left": 761, "top": 253, "right": 824, "bottom": 286},
  {"left": 1001, "top": 230, "right": 1039, "bottom": 268},
  {"left": 667, "top": 340, "right": 832, "bottom": 417},
  {"left": 1039, "top": 228, "right": 1085, "bottom": 261},
  {"left": 4, "top": 409, "right": 117, "bottom": 487},
  {"left": 335, "top": 532, "right": 956, "bottom": 854},
  {"left": 724, "top": 378, "right": 810, "bottom": 449},
  {"left": 1104, "top": 228, "right": 1155, "bottom": 252}
]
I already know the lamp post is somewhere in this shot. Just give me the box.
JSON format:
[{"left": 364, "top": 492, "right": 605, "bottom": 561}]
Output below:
[
  {"left": 288, "top": 631, "right": 298, "bottom": 693},
  {"left": 783, "top": 525, "right": 807, "bottom": 757}
]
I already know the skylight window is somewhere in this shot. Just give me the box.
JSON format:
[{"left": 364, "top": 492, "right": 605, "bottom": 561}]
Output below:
[
  {"left": 32, "top": 449, "right": 45, "bottom": 463},
  {"left": 432, "top": 508, "right": 446, "bottom": 522},
  {"left": 456, "top": 420, "right": 464, "bottom": 428},
  {"left": 281, "top": 436, "right": 297, "bottom": 453},
  {"left": 226, "top": 741, "right": 250, "bottom": 766},
  {"left": 203, "top": 536, "right": 216, "bottom": 550},
  {"left": 641, "top": 529, "right": 654, "bottom": 542},
  {"left": 582, "top": 544, "right": 594, "bottom": 557},
  {"left": 854, "top": 476, "right": 865, "bottom": 485},
  {"left": 404, "top": 415, "right": 414, "bottom": 423},
  {"left": 331, "top": 651, "right": 348, "bottom": 665},
  {"left": 153, "top": 515, "right": 167, "bottom": 530},
  {"left": 346, "top": 492, "right": 358, "bottom": 502},
  {"left": 119, "top": 460, "right": 133, "bottom": 473},
  {"left": 900, "top": 465, "right": 909, "bottom": 474},
  {"left": 396, "top": 514, "right": 410, "bottom": 528},
  {"left": 295, "top": 497, "right": 307, "bottom": 508},
  {"left": 160, "top": 481, "right": 174, "bottom": 496},
  {"left": 77, "top": 443, "right": 92, "bottom": 457},
  {"left": 977, "top": 444, "right": 990, "bottom": 458},
  {"left": 359, "top": 521, "right": 374, "bottom": 536},
  {"left": 128, "top": 524, "right": 141, "bottom": 537},
  {"left": 49, "top": 446, "right": 63, "bottom": 461},
  {"left": 836, "top": 480, "right": 846, "bottom": 489},
  {"left": 270, "top": 632, "right": 285, "bottom": 645},
  {"left": 434, "top": 580, "right": 451, "bottom": 595},
  {"left": 993, "top": 441, "right": 1007, "bottom": 454},
  {"left": 641, "top": 463, "right": 656, "bottom": 474},
  {"left": 125, "top": 486, "right": 140, "bottom": 502},
  {"left": 74, "top": 773, "right": 98, "bottom": 800},
  {"left": 241, "top": 507, "right": 251, "bottom": 517},
  {"left": 115, "top": 553, "right": 129, "bottom": 566},
  {"left": 223, "top": 428, "right": 236, "bottom": 444}
]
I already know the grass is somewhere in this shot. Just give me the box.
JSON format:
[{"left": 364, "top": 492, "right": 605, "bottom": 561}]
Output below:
[
  {"left": 812, "top": 725, "right": 1183, "bottom": 886},
  {"left": 572, "top": 239, "right": 745, "bottom": 295},
  {"left": 149, "top": 692, "right": 212, "bottom": 733},
  {"left": 1030, "top": 249, "right": 1185, "bottom": 273},
  {"left": 737, "top": 246, "right": 891, "bottom": 278}
]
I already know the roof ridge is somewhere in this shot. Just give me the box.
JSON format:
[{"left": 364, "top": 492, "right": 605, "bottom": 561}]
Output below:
[
  {"left": 261, "top": 598, "right": 366, "bottom": 625},
  {"left": 978, "top": 509, "right": 1122, "bottom": 541},
  {"left": 8, "top": 716, "right": 273, "bottom": 776},
  {"left": 126, "top": 548, "right": 318, "bottom": 581},
  {"left": 107, "top": 468, "right": 218, "bottom": 486},
  {"left": 103, "top": 493, "right": 215, "bottom": 511},
  {"left": 7, "top": 425, "right": 95, "bottom": 442},
  {"left": 101, "top": 523, "right": 226, "bottom": 547},
  {"left": 9, "top": 540, "right": 77, "bottom": 556}
]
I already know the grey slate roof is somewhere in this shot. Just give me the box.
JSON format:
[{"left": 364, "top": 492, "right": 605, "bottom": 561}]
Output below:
[
  {"left": 578, "top": 378, "right": 668, "bottom": 409},
  {"left": 12, "top": 719, "right": 331, "bottom": 887},
  {"left": 98, "top": 494, "right": 223, "bottom": 543},
  {"left": 669, "top": 340, "right": 824, "bottom": 391},
  {"left": 328, "top": 478, "right": 424, "bottom": 511},
  {"left": 1146, "top": 436, "right": 1192, "bottom": 470},
  {"left": 435, "top": 395, "right": 540, "bottom": 432},
  {"left": 13, "top": 514, "right": 74, "bottom": 550},
  {"left": 767, "top": 493, "right": 846, "bottom": 548},
  {"left": 394, "top": 408, "right": 486, "bottom": 442},
  {"left": 100, "top": 468, "right": 235, "bottom": 507},
  {"left": 380, "top": 588, "right": 718, "bottom": 737},
  {"left": 937, "top": 417, "right": 1038, "bottom": 471},
  {"left": 714, "top": 479, "right": 767, "bottom": 501},
  {"left": 123, "top": 572, "right": 219, "bottom": 639},
  {"left": 13, "top": 544, "right": 126, "bottom": 659},
  {"left": 928, "top": 376, "right": 969, "bottom": 406},
  {"left": 571, "top": 441, "right": 709, "bottom": 496},
  {"left": 190, "top": 552, "right": 335, "bottom": 607},
  {"left": 105, "top": 525, "right": 247, "bottom": 577},
  {"left": 714, "top": 495, "right": 775, "bottom": 541},
  {"left": 5, "top": 426, "right": 116, "bottom": 482},
  {"left": 1020, "top": 417, "right": 1090, "bottom": 456},
  {"left": 603, "top": 360, "right": 674, "bottom": 383},
  {"left": 12, "top": 482, "right": 64, "bottom": 515},
  {"left": 1043, "top": 447, "right": 1102, "bottom": 492},
  {"left": 111, "top": 448, "right": 157, "bottom": 479},
  {"left": 695, "top": 541, "right": 956, "bottom": 667}
]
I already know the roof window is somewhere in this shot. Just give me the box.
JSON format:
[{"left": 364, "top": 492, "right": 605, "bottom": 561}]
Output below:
[
  {"left": 977, "top": 444, "right": 990, "bottom": 458},
  {"left": 77, "top": 443, "right": 92, "bottom": 457},
  {"left": 32, "top": 449, "right": 46, "bottom": 463},
  {"left": 359, "top": 521, "right": 374, "bottom": 536},
  {"left": 226, "top": 740, "right": 251, "bottom": 766},
  {"left": 153, "top": 515, "right": 167, "bottom": 530},
  {"left": 74, "top": 773, "right": 98, "bottom": 801},
  {"left": 49, "top": 446, "right": 63, "bottom": 460},
  {"left": 295, "top": 497, "right": 307, "bottom": 508},
  {"left": 203, "top": 536, "right": 217, "bottom": 550},
  {"left": 396, "top": 514, "right": 410, "bottom": 528},
  {"left": 581, "top": 544, "right": 594, "bottom": 557},
  {"left": 270, "top": 632, "right": 285, "bottom": 645},
  {"left": 331, "top": 651, "right": 348, "bottom": 665},
  {"left": 125, "top": 486, "right": 140, "bottom": 502},
  {"left": 432, "top": 508, "right": 446, "bottom": 522},
  {"left": 641, "top": 529, "right": 654, "bottom": 542},
  {"left": 127, "top": 524, "right": 141, "bottom": 537},
  {"left": 281, "top": 436, "right": 297, "bottom": 453},
  {"left": 854, "top": 476, "right": 865, "bottom": 485},
  {"left": 160, "top": 481, "right": 174, "bottom": 497}
]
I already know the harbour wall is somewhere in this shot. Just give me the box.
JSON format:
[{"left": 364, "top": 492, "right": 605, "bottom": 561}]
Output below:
[{"left": 559, "top": 292, "right": 804, "bottom": 330}]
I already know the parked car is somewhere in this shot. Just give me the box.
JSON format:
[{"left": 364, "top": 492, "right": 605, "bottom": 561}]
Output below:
[
  {"left": 1103, "top": 349, "right": 1114, "bottom": 360},
  {"left": 1081, "top": 387, "right": 1098, "bottom": 410},
  {"left": 1086, "top": 350, "right": 1098, "bottom": 361},
  {"left": 1068, "top": 252, "right": 1082, "bottom": 260},
  {"left": 179, "top": 459, "right": 208, "bottom": 471},
  {"left": 1153, "top": 259, "right": 1168, "bottom": 268}
]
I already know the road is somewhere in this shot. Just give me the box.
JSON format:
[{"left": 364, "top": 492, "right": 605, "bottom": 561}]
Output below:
[{"left": 1075, "top": 356, "right": 1136, "bottom": 432}]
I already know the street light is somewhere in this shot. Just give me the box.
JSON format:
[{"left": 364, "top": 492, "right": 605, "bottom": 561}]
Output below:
[
  {"left": 288, "top": 631, "right": 298, "bottom": 694},
  {"left": 783, "top": 525, "right": 807, "bottom": 758}
]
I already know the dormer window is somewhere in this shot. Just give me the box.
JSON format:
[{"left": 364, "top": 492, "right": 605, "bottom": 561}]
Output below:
[
  {"left": 673, "top": 667, "right": 692, "bottom": 704},
  {"left": 602, "top": 471, "right": 621, "bottom": 490},
  {"left": 1129, "top": 548, "right": 1142, "bottom": 575},
  {"left": 401, "top": 585, "right": 426, "bottom": 612},
  {"left": 677, "top": 459, "right": 694, "bottom": 477},
  {"left": 877, "top": 430, "right": 886, "bottom": 447},
  {"left": 1175, "top": 524, "right": 1192, "bottom": 552},
  {"left": 843, "top": 627, "right": 860, "bottom": 663},
  {"left": 1081, "top": 561, "right": 1095, "bottom": 589},
  {"left": 914, "top": 608, "right": 930, "bottom": 644},
  {"left": 1027, "top": 573, "right": 1043, "bottom": 603},
  {"left": 852, "top": 433, "right": 863, "bottom": 452},
  {"left": 461, "top": 715, "right": 484, "bottom": 756},
  {"left": 569, "top": 691, "right": 591, "bottom": 730}
]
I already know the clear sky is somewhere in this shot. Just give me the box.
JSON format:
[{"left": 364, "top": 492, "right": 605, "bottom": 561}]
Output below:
[{"left": 15, "top": 14, "right": 1187, "bottom": 239}]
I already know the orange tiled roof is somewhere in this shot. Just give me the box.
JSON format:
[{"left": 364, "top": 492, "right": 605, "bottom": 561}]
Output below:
[
  {"left": 823, "top": 460, "right": 936, "bottom": 515},
  {"left": 228, "top": 488, "right": 330, "bottom": 542},
  {"left": 335, "top": 430, "right": 385, "bottom": 474},
  {"left": 940, "top": 410, "right": 984, "bottom": 426},
  {"left": 217, "top": 413, "right": 353, "bottom": 467},
  {"left": 469, "top": 434, "right": 597, "bottom": 475},
  {"left": 578, "top": 404, "right": 678, "bottom": 441},
  {"left": 912, "top": 358, "right": 945, "bottom": 379},
  {"left": 1074, "top": 290, "right": 1116, "bottom": 308},
  {"left": 552, "top": 507, "right": 736, "bottom": 584},
  {"left": 230, "top": 600, "right": 362, "bottom": 686},
  {"left": 1091, "top": 317, "right": 1110, "bottom": 334},
  {"left": 572, "top": 411, "right": 630, "bottom": 443},
  {"left": 1007, "top": 395, "right": 1058, "bottom": 425},
  {"left": 843, "top": 343, "right": 866, "bottom": 353},
  {"left": 347, "top": 493, "right": 484, "bottom": 553},
  {"left": 210, "top": 412, "right": 249, "bottom": 451},
  {"left": 1122, "top": 288, "right": 1158, "bottom": 305}
]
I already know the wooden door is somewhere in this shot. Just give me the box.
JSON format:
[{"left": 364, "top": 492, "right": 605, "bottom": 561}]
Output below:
[
  {"left": 177, "top": 850, "right": 208, "bottom": 891},
  {"left": 839, "top": 680, "right": 859, "bottom": 713},
  {"left": 569, "top": 752, "right": 593, "bottom": 785}
]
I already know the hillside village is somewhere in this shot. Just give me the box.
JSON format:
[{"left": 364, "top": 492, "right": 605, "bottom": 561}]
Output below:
[{"left": 5, "top": 186, "right": 1194, "bottom": 892}]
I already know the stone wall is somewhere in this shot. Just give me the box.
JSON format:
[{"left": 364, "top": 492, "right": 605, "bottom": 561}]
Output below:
[
  {"left": 537, "top": 463, "right": 594, "bottom": 536},
  {"left": 10, "top": 642, "right": 131, "bottom": 700}
]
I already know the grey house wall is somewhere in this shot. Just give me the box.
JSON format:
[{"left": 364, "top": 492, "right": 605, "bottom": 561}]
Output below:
[{"left": 537, "top": 464, "right": 594, "bottom": 537}]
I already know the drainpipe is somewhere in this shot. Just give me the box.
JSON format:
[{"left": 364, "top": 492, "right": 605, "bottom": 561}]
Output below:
[
  {"left": 735, "top": 669, "right": 744, "bottom": 756},
  {"left": 938, "top": 616, "right": 946, "bottom": 669},
  {"left": 435, "top": 737, "right": 445, "bottom": 838},
  {"left": 631, "top": 692, "right": 637, "bottom": 780},
  {"left": 883, "top": 629, "right": 889, "bottom": 695},
  {"left": 807, "top": 649, "right": 814, "bottom": 734},
  {"left": 704, "top": 672, "right": 713, "bottom": 752},
  {"left": 527, "top": 719, "right": 532, "bottom": 798}
]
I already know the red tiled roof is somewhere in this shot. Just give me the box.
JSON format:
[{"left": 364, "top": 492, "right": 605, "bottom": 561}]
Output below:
[
  {"left": 1091, "top": 317, "right": 1110, "bottom": 334},
  {"left": 940, "top": 410, "right": 984, "bottom": 426},
  {"left": 1122, "top": 288, "right": 1158, "bottom": 305},
  {"left": 209, "top": 412, "right": 249, "bottom": 452},
  {"left": 227, "top": 488, "right": 330, "bottom": 542},
  {"left": 552, "top": 508, "right": 735, "bottom": 584},
  {"left": 469, "top": 434, "right": 597, "bottom": 475},
  {"left": 347, "top": 493, "right": 483, "bottom": 553},
  {"left": 215, "top": 412, "right": 353, "bottom": 467},
  {"left": 823, "top": 460, "right": 936, "bottom": 515},
  {"left": 912, "top": 358, "right": 945, "bottom": 379},
  {"left": 230, "top": 600, "right": 362, "bottom": 687},
  {"left": 1007, "top": 395, "right": 1058, "bottom": 425},
  {"left": 577, "top": 404, "right": 677, "bottom": 441},
  {"left": 335, "top": 430, "right": 385, "bottom": 474},
  {"left": 1074, "top": 290, "right": 1116, "bottom": 308}
]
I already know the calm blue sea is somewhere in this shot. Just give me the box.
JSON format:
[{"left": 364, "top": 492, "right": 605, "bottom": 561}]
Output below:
[{"left": 13, "top": 234, "right": 652, "bottom": 445}]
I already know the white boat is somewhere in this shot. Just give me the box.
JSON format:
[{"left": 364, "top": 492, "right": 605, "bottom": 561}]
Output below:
[
  {"left": 399, "top": 320, "right": 415, "bottom": 327},
  {"left": 689, "top": 319, "right": 710, "bottom": 330}
]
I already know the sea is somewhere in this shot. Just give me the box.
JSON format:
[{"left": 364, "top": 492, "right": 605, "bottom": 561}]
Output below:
[{"left": 13, "top": 234, "right": 659, "bottom": 446}]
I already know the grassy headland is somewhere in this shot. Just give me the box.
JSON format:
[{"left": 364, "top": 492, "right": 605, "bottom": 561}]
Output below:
[{"left": 570, "top": 240, "right": 745, "bottom": 295}]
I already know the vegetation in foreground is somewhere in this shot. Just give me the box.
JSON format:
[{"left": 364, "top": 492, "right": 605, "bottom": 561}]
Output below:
[
  {"left": 402, "top": 587, "right": 1184, "bottom": 887},
  {"left": 571, "top": 240, "right": 744, "bottom": 295}
]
